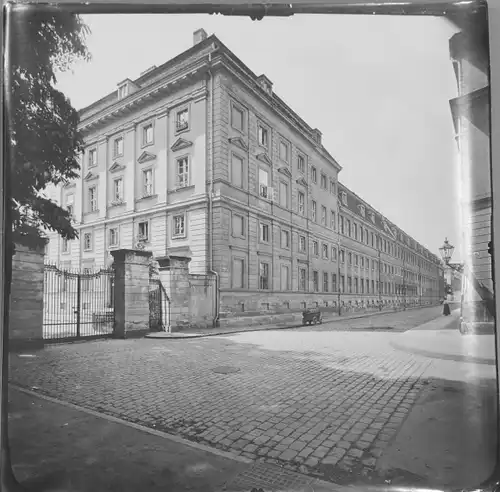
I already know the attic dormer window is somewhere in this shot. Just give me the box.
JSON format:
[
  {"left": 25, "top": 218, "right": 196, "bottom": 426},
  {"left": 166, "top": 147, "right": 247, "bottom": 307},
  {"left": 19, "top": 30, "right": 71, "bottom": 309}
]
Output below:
[
  {"left": 117, "top": 83, "right": 129, "bottom": 100},
  {"left": 340, "top": 191, "right": 347, "bottom": 205}
]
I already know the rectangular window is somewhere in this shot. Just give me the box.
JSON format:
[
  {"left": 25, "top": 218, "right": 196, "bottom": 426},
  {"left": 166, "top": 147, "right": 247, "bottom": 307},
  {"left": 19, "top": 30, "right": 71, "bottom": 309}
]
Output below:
[
  {"left": 298, "top": 191, "right": 305, "bottom": 215},
  {"left": 313, "top": 241, "right": 319, "bottom": 256},
  {"left": 281, "top": 229, "right": 290, "bottom": 249},
  {"left": 109, "top": 228, "right": 119, "bottom": 247},
  {"left": 340, "top": 275, "right": 345, "bottom": 293},
  {"left": 339, "top": 215, "right": 344, "bottom": 234},
  {"left": 355, "top": 254, "right": 359, "bottom": 266},
  {"left": 347, "top": 276, "right": 352, "bottom": 294},
  {"left": 173, "top": 215, "right": 185, "bottom": 238},
  {"left": 258, "top": 125, "right": 269, "bottom": 148},
  {"left": 330, "top": 180, "right": 336, "bottom": 194},
  {"left": 322, "top": 243, "right": 328, "bottom": 259},
  {"left": 320, "top": 173, "right": 327, "bottom": 190},
  {"left": 330, "top": 210, "right": 336, "bottom": 230},
  {"left": 332, "top": 273, "right": 337, "bottom": 292},
  {"left": 348, "top": 252, "right": 352, "bottom": 265},
  {"left": 360, "top": 278, "right": 364, "bottom": 294},
  {"left": 279, "top": 181, "right": 289, "bottom": 208},
  {"left": 88, "top": 186, "right": 97, "bottom": 212},
  {"left": 360, "top": 228, "right": 364, "bottom": 243},
  {"left": 299, "top": 267, "right": 307, "bottom": 291},
  {"left": 281, "top": 265, "right": 290, "bottom": 291},
  {"left": 231, "top": 154, "right": 244, "bottom": 188},
  {"left": 88, "top": 149, "right": 97, "bottom": 167},
  {"left": 231, "top": 104, "right": 244, "bottom": 132},
  {"left": 114, "top": 137, "right": 124, "bottom": 157},
  {"left": 331, "top": 246, "right": 337, "bottom": 261},
  {"left": 299, "top": 235, "right": 306, "bottom": 253},
  {"left": 298, "top": 154, "right": 305, "bottom": 173},
  {"left": 113, "top": 178, "right": 123, "bottom": 202},
  {"left": 138, "top": 221, "right": 149, "bottom": 241},
  {"left": 366, "top": 279, "right": 370, "bottom": 293},
  {"left": 279, "top": 140, "right": 289, "bottom": 162},
  {"left": 142, "top": 169, "right": 153, "bottom": 197},
  {"left": 62, "top": 238, "right": 69, "bottom": 253},
  {"left": 259, "top": 168, "right": 269, "bottom": 198},
  {"left": 361, "top": 257, "right": 365, "bottom": 268},
  {"left": 323, "top": 272, "right": 329, "bottom": 292},
  {"left": 367, "top": 258, "right": 370, "bottom": 270},
  {"left": 176, "top": 108, "right": 189, "bottom": 132},
  {"left": 371, "top": 233, "right": 375, "bottom": 247},
  {"left": 354, "top": 277, "right": 359, "bottom": 294},
  {"left": 313, "top": 271, "right": 319, "bottom": 292},
  {"left": 353, "top": 223, "right": 358, "bottom": 240},
  {"left": 143, "top": 124, "right": 153, "bottom": 145},
  {"left": 232, "top": 214, "right": 245, "bottom": 238},
  {"left": 372, "top": 280, "right": 375, "bottom": 293},
  {"left": 83, "top": 232, "right": 92, "bottom": 251},
  {"left": 346, "top": 219, "right": 351, "bottom": 237},
  {"left": 340, "top": 249, "right": 345, "bottom": 263},
  {"left": 321, "top": 206, "right": 327, "bottom": 226},
  {"left": 232, "top": 258, "right": 245, "bottom": 289},
  {"left": 176, "top": 157, "right": 189, "bottom": 188},
  {"left": 311, "top": 166, "right": 317, "bottom": 183},
  {"left": 260, "top": 223, "right": 270, "bottom": 243},
  {"left": 311, "top": 201, "right": 317, "bottom": 222},
  {"left": 259, "top": 262, "right": 270, "bottom": 290}
]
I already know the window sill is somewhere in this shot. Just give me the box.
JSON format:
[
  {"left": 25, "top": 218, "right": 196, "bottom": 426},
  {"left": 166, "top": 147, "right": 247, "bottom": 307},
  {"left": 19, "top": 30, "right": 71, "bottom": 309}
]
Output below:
[
  {"left": 84, "top": 211, "right": 99, "bottom": 216},
  {"left": 169, "top": 185, "right": 195, "bottom": 194},
  {"left": 113, "top": 154, "right": 124, "bottom": 159},
  {"left": 135, "top": 194, "right": 157, "bottom": 202},
  {"left": 172, "top": 234, "right": 187, "bottom": 240},
  {"left": 175, "top": 125, "right": 190, "bottom": 135},
  {"left": 141, "top": 141, "right": 154, "bottom": 149},
  {"left": 83, "top": 249, "right": 93, "bottom": 253},
  {"left": 109, "top": 201, "right": 126, "bottom": 208}
]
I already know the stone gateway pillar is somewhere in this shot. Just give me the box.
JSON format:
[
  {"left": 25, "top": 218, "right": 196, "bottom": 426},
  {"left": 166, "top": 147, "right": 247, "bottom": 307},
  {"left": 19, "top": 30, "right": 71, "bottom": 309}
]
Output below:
[{"left": 111, "top": 249, "right": 152, "bottom": 338}]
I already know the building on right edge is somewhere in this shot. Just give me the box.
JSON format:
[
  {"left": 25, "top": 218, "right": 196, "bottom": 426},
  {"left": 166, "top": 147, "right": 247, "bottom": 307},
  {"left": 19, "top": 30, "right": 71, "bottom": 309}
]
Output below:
[{"left": 448, "top": 6, "right": 495, "bottom": 331}]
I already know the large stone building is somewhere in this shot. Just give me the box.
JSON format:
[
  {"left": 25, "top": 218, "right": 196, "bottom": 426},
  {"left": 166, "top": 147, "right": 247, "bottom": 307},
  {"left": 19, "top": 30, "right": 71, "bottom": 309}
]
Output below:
[{"left": 45, "top": 29, "right": 443, "bottom": 317}]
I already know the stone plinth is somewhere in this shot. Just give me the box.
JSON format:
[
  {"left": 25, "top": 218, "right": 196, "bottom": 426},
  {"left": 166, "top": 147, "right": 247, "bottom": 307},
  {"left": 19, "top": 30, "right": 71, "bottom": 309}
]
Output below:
[{"left": 111, "top": 249, "right": 152, "bottom": 338}]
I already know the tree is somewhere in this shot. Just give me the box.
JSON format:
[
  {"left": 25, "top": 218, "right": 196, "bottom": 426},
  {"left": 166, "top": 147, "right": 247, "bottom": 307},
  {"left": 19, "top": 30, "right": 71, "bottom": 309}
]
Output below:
[{"left": 2, "top": 6, "right": 91, "bottom": 490}]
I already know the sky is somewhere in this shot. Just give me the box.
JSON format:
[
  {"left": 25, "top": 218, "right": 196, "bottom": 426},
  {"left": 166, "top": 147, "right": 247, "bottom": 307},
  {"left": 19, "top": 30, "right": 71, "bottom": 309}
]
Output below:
[{"left": 55, "top": 13, "right": 461, "bottom": 261}]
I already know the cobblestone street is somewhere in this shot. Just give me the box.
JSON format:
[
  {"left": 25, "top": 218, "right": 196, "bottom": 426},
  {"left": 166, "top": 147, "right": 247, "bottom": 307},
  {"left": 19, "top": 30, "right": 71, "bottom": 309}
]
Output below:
[{"left": 8, "top": 306, "right": 495, "bottom": 485}]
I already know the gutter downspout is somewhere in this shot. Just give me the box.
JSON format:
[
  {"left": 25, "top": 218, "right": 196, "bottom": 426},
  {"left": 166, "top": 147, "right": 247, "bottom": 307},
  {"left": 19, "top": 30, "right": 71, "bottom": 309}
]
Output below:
[{"left": 207, "top": 53, "right": 220, "bottom": 328}]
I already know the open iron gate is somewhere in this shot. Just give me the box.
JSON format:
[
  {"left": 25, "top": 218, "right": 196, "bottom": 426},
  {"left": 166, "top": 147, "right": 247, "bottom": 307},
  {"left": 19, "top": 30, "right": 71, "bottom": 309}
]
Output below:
[{"left": 43, "top": 263, "right": 115, "bottom": 341}]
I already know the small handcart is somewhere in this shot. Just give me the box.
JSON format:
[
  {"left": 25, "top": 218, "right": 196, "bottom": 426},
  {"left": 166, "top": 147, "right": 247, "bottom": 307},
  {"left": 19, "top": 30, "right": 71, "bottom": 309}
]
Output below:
[{"left": 302, "top": 307, "right": 322, "bottom": 325}]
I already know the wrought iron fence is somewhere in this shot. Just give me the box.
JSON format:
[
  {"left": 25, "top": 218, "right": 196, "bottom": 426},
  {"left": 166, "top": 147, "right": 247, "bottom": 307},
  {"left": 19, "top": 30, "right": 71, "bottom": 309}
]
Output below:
[{"left": 43, "top": 263, "right": 115, "bottom": 341}]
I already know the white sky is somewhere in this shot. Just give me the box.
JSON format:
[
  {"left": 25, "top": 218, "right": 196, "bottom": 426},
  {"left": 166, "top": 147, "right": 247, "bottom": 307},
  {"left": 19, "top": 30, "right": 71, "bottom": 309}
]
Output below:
[{"left": 55, "top": 13, "right": 461, "bottom": 261}]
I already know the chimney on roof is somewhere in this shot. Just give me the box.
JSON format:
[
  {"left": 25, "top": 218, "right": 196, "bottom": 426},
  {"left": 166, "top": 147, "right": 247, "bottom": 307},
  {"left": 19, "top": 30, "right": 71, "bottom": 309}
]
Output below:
[
  {"left": 193, "top": 28, "right": 208, "bottom": 46},
  {"left": 312, "top": 128, "right": 322, "bottom": 145}
]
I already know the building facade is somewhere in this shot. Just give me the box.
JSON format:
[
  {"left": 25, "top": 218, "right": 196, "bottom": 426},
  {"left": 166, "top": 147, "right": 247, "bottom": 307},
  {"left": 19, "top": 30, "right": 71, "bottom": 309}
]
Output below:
[{"left": 45, "top": 29, "right": 443, "bottom": 317}]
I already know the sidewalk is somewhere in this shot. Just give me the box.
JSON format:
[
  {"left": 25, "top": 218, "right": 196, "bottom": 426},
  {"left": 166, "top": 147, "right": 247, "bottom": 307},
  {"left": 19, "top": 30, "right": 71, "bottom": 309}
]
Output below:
[
  {"left": 390, "top": 310, "right": 496, "bottom": 365},
  {"left": 147, "top": 305, "right": 440, "bottom": 340},
  {"left": 8, "top": 386, "right": 349, "bottom": 492}
]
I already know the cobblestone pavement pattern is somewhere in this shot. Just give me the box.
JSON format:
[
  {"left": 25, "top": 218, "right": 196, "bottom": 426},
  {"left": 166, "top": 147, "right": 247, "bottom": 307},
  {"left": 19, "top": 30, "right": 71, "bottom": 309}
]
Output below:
[{"left": 9, "top": 307, "right": 450, "bottom": 482}]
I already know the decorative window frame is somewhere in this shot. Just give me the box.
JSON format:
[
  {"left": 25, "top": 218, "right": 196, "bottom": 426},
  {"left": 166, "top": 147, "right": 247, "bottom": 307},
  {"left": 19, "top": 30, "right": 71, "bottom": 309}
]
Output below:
[
  {"left": 311, "top": 166, "right": 318, "bottom": 184},
  {"left": 298, "top": 235, "right": 307, "bottom": 253},
  {"left": 230, "top": 99, "right": 247, "bottom": 134},
  {"left": 231, "top": 256, "right": 246, "bottom": 289},
  {"left": 137, "top": 219, "right": 151, "bottom": 243},
  {"left": 108, "top": 227, "right": 120, "bottom": 248},
  {"left": 111, "top": 177, "right": 124, "bottom": 205},
  {"left": 258, "top": 165, "right": 271, "bottom": 200},
  {"left": 175, "top": 105, "right": 190, "bottom": 134},
  {"left": 259, "top": 220, "right": 271, "bottom": 243},
  {"left": 297, "top": 189, "right": 306, "bottom": 216},
  {"left": 313, "top": 240, "right": 319, "bottom": 257},
  {"left": 280, "top": 228, "right": 291, "bottom": 250},
  {"left": 172, "top": 213, "right": 187, "bottom": 239},
  {"left": 88, "top": 147, "right": 98, "bottom": 169},
  {"left": 175, "top": 155, "right": 191, "bottom": 189},
  {"left": 320, "top": 172, "right": 328, "bottom": 190},
  {"left": 113, "top": 135, "right": 124, "bottom": 158},
  {"left": 141, "top": 166, "right": 154, "bottom": 198},
  {"left": 297, "top": 152, "right": 306, "bottom": 174},
  {"left": 141, "top": 120, "right": 155, "bottom": 148},
  {"left": 88, "top": 185, "right": 98, "bottom": 213},
  {"left": 257, "top": 121, "right": 270, "bottom": 151},
  {"left": 231, "top": 212, "right": 246, "bottom": 239},
  {"left": 83, "top": 231, "right": 93, "bottom": 252},
  {"left": 278, "top": 137, "right": 290, "bottom": 163}
]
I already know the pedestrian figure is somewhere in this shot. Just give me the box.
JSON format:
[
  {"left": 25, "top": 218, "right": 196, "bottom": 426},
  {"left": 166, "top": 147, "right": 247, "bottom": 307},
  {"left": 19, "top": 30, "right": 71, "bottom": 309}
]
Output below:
[{"left": 443, "top": 298, "right": 451, "bottom": 316}]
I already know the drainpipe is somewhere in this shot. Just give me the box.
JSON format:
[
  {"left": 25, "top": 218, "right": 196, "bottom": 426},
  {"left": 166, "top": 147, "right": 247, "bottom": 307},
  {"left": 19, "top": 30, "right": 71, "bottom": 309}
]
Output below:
[{"left": 207, "top": 53, "right": 220, "bottom": 327}]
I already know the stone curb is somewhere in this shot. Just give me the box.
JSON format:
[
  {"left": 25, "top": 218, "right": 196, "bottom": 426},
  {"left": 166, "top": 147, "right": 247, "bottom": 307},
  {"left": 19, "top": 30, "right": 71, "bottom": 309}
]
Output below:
[{"left": 146, "top": 305, "right": 440, "bottom": 340}]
